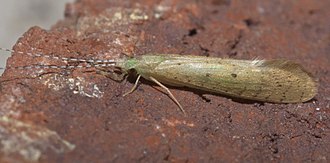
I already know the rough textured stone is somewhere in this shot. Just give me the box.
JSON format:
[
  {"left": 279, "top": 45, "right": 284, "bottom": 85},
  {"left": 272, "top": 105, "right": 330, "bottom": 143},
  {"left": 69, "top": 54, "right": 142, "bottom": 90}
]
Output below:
[{"left": 0, "top": 0, "right": 329, "bottom": 162}]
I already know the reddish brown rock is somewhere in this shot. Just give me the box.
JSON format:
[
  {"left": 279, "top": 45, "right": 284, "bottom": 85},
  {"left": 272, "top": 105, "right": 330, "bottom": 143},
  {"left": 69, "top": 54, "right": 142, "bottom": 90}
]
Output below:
[{"left": 0, "top": 0, "right": 329, "bottom": 162}]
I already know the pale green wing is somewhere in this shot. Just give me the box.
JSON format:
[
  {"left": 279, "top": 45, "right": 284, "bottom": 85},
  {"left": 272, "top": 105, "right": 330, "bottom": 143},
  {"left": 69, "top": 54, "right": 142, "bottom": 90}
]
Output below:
[{"left": 140, "top": 55, "right": 317, "bottom": 103}]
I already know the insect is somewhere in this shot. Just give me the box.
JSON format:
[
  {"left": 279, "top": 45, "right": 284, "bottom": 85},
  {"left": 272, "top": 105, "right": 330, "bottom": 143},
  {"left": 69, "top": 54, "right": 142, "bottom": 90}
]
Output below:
[{"left": 0, "top": 47, "right": 318, "bottom": 114}]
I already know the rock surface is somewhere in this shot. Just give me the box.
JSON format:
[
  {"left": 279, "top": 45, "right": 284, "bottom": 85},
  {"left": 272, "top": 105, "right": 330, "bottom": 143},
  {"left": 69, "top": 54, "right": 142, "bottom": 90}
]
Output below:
[{"left": 0, "top": 0, "right": 329, "bottom": 162}]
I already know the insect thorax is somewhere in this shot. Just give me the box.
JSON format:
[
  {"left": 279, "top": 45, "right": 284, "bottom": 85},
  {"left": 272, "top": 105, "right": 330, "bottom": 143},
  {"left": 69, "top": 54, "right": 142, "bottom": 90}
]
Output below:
[{"left": 118, "top": 55, "right": 167, "bottom": 74}]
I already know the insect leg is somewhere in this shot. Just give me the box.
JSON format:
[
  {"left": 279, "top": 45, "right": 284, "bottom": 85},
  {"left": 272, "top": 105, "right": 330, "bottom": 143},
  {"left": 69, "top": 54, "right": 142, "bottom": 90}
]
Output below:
[
  {"left": 123, "top": 74, "right": 141, "bottom": 96},
  {"left": 96, "top": 68, "right": 126, "bottom": 81},
  {"left": 149, "top": 76, "right": 186, "bottom": 114}
]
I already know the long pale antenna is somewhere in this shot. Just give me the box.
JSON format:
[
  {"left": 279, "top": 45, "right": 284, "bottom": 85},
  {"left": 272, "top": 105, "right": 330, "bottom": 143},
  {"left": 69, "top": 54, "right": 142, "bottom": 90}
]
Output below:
[
  {"left": 0, "top": 63, "right": 117, "bottom": 70},
  {"left": 0, "top": 47, "right": 118, "bottom": 71},
  {"left": 0, "top": 47, "right": 117, "bottom": 63}
]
